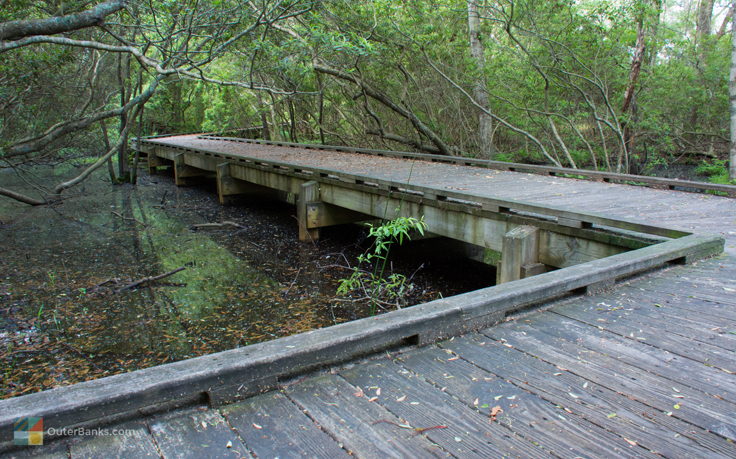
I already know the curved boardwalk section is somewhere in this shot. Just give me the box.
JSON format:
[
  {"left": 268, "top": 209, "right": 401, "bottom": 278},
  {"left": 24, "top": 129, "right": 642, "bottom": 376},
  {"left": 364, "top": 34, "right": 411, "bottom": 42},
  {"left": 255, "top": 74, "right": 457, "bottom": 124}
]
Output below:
[{"left": 2, "top": 137, "right": 735, "bottom": 458}]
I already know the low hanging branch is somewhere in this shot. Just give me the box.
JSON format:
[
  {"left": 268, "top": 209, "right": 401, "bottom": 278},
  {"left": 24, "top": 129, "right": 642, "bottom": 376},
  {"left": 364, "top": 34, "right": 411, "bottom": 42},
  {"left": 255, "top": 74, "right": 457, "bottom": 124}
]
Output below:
[
  {"left": 421, "top": 51, "right": 562, "bottom": 167},
  {"left": 53, "top": 75, "right": 162, "bottom": 195},
  {"left": 0, "top": 0, "right": 126, "bottom": 40},
  {"left": 313, "top": 62, "right": 454, "bottom": 156},
  {"left": 365, "top": 129, "right": 443, "bottom": 154}
]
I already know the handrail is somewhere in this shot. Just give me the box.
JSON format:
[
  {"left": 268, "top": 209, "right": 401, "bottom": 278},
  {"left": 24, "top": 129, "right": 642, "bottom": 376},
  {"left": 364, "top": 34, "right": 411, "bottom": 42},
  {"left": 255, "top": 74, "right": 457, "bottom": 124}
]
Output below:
[
  {"left": 197, "top": 135, "right": 736, "bottom": 198},
  {"left": 138, "top": 137, "right": 690, "bottom": 240}
]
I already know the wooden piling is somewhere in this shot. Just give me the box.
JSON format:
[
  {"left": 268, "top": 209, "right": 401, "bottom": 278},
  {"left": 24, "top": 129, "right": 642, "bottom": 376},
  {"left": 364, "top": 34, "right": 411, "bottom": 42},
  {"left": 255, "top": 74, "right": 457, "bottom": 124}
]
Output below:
[
  {"left": 298, "top": 181, "right": 320, "bottom": 241},
  {"left": 498, "top": 225, "right": 541, "bottom": 284}
]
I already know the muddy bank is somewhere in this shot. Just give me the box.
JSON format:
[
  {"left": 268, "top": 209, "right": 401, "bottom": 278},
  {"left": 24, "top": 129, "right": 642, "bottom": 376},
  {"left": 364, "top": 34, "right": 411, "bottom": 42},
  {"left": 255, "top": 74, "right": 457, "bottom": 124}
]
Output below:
[{"left": 0, "top": 165, "right": 493, "bottom": 398}]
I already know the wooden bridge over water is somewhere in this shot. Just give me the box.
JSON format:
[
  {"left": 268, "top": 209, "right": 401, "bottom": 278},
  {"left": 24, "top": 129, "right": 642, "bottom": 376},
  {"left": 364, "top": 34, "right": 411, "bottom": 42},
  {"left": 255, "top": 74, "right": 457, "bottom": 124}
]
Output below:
[{"left": 1, "top": 134, "right": 735, "bottom": 458}]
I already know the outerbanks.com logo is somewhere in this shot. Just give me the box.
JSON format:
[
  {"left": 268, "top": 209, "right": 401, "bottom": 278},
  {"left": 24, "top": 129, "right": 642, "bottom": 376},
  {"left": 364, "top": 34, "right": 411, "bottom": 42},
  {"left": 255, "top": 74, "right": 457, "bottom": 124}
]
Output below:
[
  {"left": 13, "top": 417, "right": 43, "bottom": 446},
  {"left": 14, "top": 417, "right": 136, "bottom": 446}
]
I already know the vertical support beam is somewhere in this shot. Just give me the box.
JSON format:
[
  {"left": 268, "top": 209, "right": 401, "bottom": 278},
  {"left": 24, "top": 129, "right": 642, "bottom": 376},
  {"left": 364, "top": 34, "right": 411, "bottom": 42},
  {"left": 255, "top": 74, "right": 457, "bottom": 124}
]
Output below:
[
  {"left": 498, "top": 225, "right": 540, "bottom": 284},
  {"left": 173, "top": 153, "right": 205, "bottom": 186},
  {"left": 148, "top": 150, "right": 164, "bottom": 175},
  {"left": 216, "top": 163, "right": 229, "bottom": 204},
  {"left": 216, "top": 163, "right": 256, "bottom": 205},
  {"left": 297, "top": 181, "right": 320, "bottom": 242}
]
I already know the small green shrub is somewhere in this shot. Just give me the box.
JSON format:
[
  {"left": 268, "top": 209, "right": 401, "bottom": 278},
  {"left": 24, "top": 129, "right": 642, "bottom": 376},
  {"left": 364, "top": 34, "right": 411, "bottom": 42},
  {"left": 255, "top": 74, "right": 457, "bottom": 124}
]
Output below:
[
  {"left": 695, "top": 159, "right": 735, "bottom": 185},
  {"left": 337, "top": 216, "right": 427, "bottom": 314}
]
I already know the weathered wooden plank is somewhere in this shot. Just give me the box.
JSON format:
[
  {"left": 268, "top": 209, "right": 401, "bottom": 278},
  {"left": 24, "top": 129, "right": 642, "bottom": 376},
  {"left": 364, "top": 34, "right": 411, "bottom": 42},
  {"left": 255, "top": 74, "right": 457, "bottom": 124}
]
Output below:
[
  {"left": 395, "top": 345, "right": 648, "bottom": 458},
  {"left": 553, "top": 290, "right": 736, "bottom": 357},
  {"left": 483, "top": 323, "right": 736, "bottom": 441},
  {"left": 533, "top": 312, "right": 736, "bottom": 400},
  {"left": 625, "top": 278, "right": 736, "bottom": 321},
  {"left": 285, "top": 374, "right": 448, "bottom": 457},
  {"left": 187, "top": 135, "right": 736, "bottom": 197},
  {"left": 440, "top": 335, "right": 736, "bottom": 457},
  {"left": 222, "top": 391, "right": 348, "bottom": 458},
  {"left": 149, "top": 406, "right": 252, "bottom": 459},
  {"left": 1, "top": 441, "right": 69, "bottom": 459},
  {"left": 340, "top": 361, "right": 548, "bottom": 458},
  {"left": 142, "top": 137, "right": 695, "bottom": 239},
  {"left": 69, "top": 421, "right": 159, "bottom": 459}
]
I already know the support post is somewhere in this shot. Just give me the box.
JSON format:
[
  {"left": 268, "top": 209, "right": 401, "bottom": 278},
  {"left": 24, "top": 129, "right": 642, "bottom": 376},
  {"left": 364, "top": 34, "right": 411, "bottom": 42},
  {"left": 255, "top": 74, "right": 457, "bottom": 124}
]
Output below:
[
  {"left": 147, "top": 151, "right": 165, "bottom": 175},
  {"left": 173, "top": 153, "right": 205, "bottom": 186},
  {"left": 498, "top": 225, "right": 540, "bottom": 284},
  {"left": 298, "top": 181, "right": 320, "bottom": 241},
  {"left": 305, "top": 202, "right": 369, "bottom": 229},
  {"left": 216, "top": 163, "right": 274, "bottom": 205}
]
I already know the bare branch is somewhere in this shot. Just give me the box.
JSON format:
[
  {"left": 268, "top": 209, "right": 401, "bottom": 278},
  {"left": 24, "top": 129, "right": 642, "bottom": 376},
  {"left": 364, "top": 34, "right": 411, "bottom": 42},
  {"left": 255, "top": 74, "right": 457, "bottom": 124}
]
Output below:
[
  {"left": 0, "top": 0, "right": 126, "bottom": 40},
  {"left": 0, "top": 186, "right": 47, "bottom": 206}
]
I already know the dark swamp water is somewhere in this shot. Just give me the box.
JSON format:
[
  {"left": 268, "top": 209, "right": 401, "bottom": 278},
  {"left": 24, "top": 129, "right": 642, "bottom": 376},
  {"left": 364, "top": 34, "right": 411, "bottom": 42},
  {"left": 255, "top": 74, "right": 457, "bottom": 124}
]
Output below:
[{"left": 0, "top": 164, "right": 495, "bottom": 398}]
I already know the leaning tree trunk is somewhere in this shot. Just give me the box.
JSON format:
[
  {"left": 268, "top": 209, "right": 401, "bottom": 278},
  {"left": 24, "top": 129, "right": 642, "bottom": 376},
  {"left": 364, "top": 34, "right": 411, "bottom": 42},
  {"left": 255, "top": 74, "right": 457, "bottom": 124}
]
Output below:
[
  {"left": 620, "top": 18, "right": 646, "bottom": 173},
  {"left": 467, "top": 0, "right": 495, "bottom": 158},
  {"left": 730, "top": 3, "right": 736, "bottom": 180}
]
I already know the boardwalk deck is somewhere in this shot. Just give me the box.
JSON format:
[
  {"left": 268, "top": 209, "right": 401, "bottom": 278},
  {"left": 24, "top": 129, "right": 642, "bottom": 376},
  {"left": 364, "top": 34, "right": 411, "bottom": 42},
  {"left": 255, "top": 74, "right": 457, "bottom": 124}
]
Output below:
[{"left": 2, "top": 136, "right": 735, "bottom": 458}]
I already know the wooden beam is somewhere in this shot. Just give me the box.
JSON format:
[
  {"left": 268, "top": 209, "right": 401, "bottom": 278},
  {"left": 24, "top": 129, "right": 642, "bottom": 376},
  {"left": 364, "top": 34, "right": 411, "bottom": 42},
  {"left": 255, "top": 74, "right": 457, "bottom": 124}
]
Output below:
[
  {"left": 216, "top": 163, "right": 276, "bottom": 205},
  {"left": 498, "top": 225, "right": 539, "bottom": 284},
  {"left": 305, "top": 202, "right": 369, "bottom": 229},
  {"left": 147, "top": 151, "right": 166, "bottom": 175},
  {"left": 297, "top": 181, "right": 320, "bottom": 241},
  {"left": 173, "top": 153, "right": 207, "bottom": 186}
]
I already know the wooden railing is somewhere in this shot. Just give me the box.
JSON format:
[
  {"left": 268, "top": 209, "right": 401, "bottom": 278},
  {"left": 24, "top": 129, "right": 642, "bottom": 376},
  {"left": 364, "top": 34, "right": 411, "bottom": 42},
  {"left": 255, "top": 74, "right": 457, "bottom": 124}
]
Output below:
[
  {"left": 198, "top": 135, "right": 736, "bottom": 198},
  {"left": 137, "top": 137, "right": 689, "bottom": 240}
]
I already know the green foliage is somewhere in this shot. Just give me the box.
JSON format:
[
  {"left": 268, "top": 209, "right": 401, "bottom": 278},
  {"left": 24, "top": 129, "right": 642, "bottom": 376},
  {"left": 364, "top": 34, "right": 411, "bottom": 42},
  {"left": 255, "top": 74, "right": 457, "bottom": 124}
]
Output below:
[
  {"left": 337, "top": 216, "right": 427, "bottom": 314},
  {"left": 696, "top": 160, "right": 736, "bottom": 185}
]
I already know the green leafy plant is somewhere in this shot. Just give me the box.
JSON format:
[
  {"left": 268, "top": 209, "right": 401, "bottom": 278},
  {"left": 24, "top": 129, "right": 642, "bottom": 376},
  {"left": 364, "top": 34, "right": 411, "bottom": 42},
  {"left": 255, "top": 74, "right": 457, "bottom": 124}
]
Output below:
[
  {"left": 695, "top": 159, "right": 736, "bottom": 187},
  {"left": 337, "top": 215, "right": 427, "bottom": 314}
]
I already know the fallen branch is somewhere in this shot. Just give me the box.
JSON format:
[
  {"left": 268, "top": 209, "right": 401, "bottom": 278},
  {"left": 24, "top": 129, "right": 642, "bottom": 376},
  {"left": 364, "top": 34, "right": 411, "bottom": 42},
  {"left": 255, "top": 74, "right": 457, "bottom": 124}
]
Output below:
[
  {"left": 191, "top": 221, "right": 246, "bottom": 230},
  {"left": 282, "top": 268, "right": 302, "bottom": 297},
  {"left": 111, "top": 211, "right": 146, "bottom": 226},
  {"left": 116, "top": 267, "right": 186, "bottom": 293}
]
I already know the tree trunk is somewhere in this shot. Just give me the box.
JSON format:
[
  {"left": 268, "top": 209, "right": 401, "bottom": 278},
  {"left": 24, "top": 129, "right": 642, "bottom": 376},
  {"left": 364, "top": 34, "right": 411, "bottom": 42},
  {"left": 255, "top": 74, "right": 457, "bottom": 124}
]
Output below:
[
  {"left": 116, "top": 53, "right": 131, "bottom": 181},
  {"left": 621, "top": 1, "right": 661, "bottom": 172},
  {"left": 696, "top": 0, "right": 715, "bottom": 43},
  {"left": 467, "top": 0, "right": 495, "bottom": 158},
  {"left": 730, "top": 4, "right": 736, "bottom": 180}
]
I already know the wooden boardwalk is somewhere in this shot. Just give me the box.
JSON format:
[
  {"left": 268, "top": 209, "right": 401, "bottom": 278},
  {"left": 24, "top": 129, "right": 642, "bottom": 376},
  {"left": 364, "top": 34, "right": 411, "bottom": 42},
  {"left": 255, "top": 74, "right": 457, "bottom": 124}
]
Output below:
[{"left": 3, "top": 137, "right": 736, "bottom": 458}]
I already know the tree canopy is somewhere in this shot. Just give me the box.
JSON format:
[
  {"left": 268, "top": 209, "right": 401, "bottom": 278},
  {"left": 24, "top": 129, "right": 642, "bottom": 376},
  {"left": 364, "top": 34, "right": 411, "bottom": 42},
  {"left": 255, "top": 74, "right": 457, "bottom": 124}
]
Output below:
[{"left": 1, "top": 0, "right": 734, "bottom": 205}]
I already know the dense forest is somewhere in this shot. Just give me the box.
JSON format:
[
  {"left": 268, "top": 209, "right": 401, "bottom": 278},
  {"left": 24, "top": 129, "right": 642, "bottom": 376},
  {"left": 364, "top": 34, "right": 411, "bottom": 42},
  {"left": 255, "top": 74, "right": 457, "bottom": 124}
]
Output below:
[{"left": 1, "top": 0, "right": 735, "bottom": 206}]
